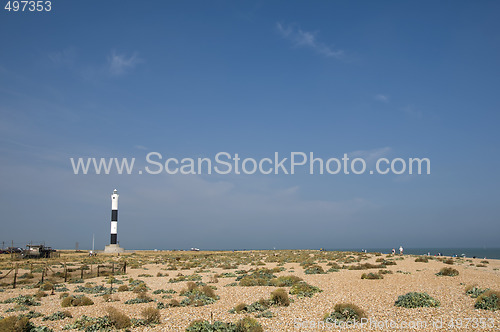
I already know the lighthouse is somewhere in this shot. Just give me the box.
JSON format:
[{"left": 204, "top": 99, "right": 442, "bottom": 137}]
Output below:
[
  {"left": 104, "top": 189, "right": 125, "bottom": 253},
  {"left": 110, "top": 189, "right": 118, "bottom": 244}
]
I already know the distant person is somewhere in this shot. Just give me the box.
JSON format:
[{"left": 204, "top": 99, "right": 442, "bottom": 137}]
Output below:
[
  {"left": 392, "top": 248, "right": 396, "bottom": 255},
  {"left": 399, "top": 246, "right": 404, "bottom": 255}
]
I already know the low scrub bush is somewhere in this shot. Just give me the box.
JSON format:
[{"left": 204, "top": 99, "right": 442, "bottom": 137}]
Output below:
[
  {"left": 3, "top": 295, "right": 40, "bottom": 307},
  {"left": 436, "top": 267, "right": 459, "bottom": 277},
  {"left": 0, "top": 315, "right": 35, "bottom": 332},
  {"left": 179, "top": 283, "right": 219, "bottom": 307},
  {"left": 117, "top": 285, "right": 129, "bottom": 292},
  {"left": 63, "top": 315, "right": 113, "bottom": 331},
  {"left": 394, "top": 292, "right": 440, "bottom": 308},
  {"left": 186, "top": 317, "right": 263, "bottom": 332},
  {"left": 39, "top": 282, "right": 54, "bottom": 291},
  {"left": 289, "top": 282, "right": 322, "bottom": 298},
  {"left": 61, "top": 295, "right": 94, "bottom": 307},
  {"left": 231, "top": 299, "right": 270, "bottom": 314},
  {"left": 304, "top": 265, "right": 325, "bottom": 274},
  {"left": 270, "top": 275, "right": 302, "bottom": 287},
  {"left": 106, "top": 306, "right": 131, "bottom": 328},
  {"left": 270, "top": 288, "right": 290, "bottom": 306},
  {"left": 141, "top": 307, "right": 161, "bottom": 324},
  {"left": 237, "top": 269, "right": 277, "bottom": 286},
  {"left": 361, "top": 272, "right": 383, "bottom": 280},
  {"left": 42, "top": 311, "right": 72, "bottom": 321},
  {"left": 465, "top": 285, "right": 489, "bottom": 298},
  {"left": 415, "top": 256, "right": 428, "bottom": 263},
  {"left": 348, "top": 263, "right": 387, "bottom": 270},
  {"left": 168, "top": 274, "right": 202, "bottom": 283},
  {"left": 324, "top": 303, "right": 367, "bottom": 324},
  {"left": 474, "top": 290, "right": 499, "bottom": 311}
]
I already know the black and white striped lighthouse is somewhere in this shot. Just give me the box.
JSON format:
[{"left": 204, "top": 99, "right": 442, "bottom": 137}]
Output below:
[
  {"left": 110, "top": 189, "right": 119, "bottom": 245},
  {"left": 104, "top": 189, "right": 125, "bottom": 253}
]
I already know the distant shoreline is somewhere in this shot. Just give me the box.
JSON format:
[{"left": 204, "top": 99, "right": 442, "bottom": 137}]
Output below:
[{"left": 53, "top": 247, "right": 500, "bottom": 259}]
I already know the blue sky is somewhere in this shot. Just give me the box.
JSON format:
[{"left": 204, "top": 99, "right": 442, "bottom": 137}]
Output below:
[{"left": 1, "top": 1, "right": 499, "bottom": 250}]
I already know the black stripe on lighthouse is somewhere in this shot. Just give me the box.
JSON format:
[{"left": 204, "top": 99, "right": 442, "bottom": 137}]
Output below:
[{"left": 111, "top": 210, "right": 118, "bottom": 221}]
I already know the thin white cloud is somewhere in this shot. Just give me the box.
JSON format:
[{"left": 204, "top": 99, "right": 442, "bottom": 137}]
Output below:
[
  {"left": 48, "top": 47, "right": 77, "bottom": 66},
  {"left": 374, "top": 94, "right": 389, "bottom": 102},
  {"left": 134, "top": 144, "right": 149, "bottom": 150},
  {"left": 108, "top": 51, "right": 140, "bottom": 75},
  {"left": 276, "top": 22, "right": 343, "bottom": 58},
  {"left": 402, "top": 105, "right": 422, "bottom": 118},
  {"left": 348, "top": 147, "right": 392, "bottom": 164}
]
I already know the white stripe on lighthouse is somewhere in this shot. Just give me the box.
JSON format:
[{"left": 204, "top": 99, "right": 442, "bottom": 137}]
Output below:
[{"left": 111, "top": 221, "right": 117, "bottom": 234}]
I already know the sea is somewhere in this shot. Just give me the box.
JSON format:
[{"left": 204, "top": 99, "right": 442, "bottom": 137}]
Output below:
[{"left": 325, "top": 248, "right": 500, "bottom": 260}]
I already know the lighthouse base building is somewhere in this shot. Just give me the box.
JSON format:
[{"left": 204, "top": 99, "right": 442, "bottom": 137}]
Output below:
[
  {"left": 104, "top": 189, "right": 125, "bottom": 254},
  {"left": 104, "top": 243, "right": 125, "bottom": 253}
]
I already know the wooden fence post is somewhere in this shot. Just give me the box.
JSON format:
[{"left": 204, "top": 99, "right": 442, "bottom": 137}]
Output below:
[
  {"left": 64, "top": 261, "right": 68, "bottom": 282},
  {"left": 13, "top": 264, "right": 18, "bottom": 289}
]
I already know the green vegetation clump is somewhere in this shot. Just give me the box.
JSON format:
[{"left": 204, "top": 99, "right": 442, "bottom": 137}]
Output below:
[
  {"left": 186, "top": 317, "right": 263, "bottom": 332},
  {"left": 179, "top": 283, "right": 219, "bottom": 307},
  {"left": 141, "top": 307, "right": 161, "bottom": 324},
  {"left": 5, "top": 305, "right": 29, "bottom": 313},
  {"left": 237, "top": 269, "right": 277, "bottom": 286},
  {"left": 474, "top": 290, "right": 499, "bottom": 311},
  {"left": 235, "top": 317, "right": 264, "bottom": 332},
  {"left": 19, "top": 311, "right": 43, "bottom": 319},
  {"left": 304, "top": 265, "right": 325, "bottom": 274},
  {"left": 42, "top": 311, "right": 72, "bottom": 321},
  {"left": 39, "top": 282, "right": 54, "bottom": 291},
  {"left": 3, "top": 295, "right": 40, "bottom": 307},
  {"left": 106, "top": 307, "right": 131, "bottom": 329},
  {"left": 348, "top": 263, "right": 388, "bottom": 270},
  {"left": 74, "top": 284, "right": 113, "bottom": 295},
  {"left": 219, "top": 272, "right": 237, "bottom": 278},
  {"left": 61, "top": 295, "right": 94, "bottom": 307},
  {"left": 436, "top": 267, "right": 459, "bottom": 277},
  {"left": 168, "top": 274, "right": 202, "bottom": 283},
  {"left": 270, "top": 275, "right": 302, "bottom": 287},
  {"left": 394, "top": 292, "right": 440, "bottom": 308},
  {"left": 117, "top": 285, "right": 129, "bottom": 292},
  {"left": 62, "top": 315, "right": 113, "bottom": 331},
  {"left": 152, "top": 288, "right": 176, "bottom": 295},
  {"left": 34, "top": 291, "right": 47, "bottom": 300},
  {"left": 324, "top": 303, "right": 367, "bottom": 324},
  {"left": 361, "top": 272, "right": 383, "bottom": 279},
  {"left": 186, "top": 320, "right": 235, "bottom": 332},
  {"left": 415, "top": 256, "right": 428, "bottom": 263},
  {"left": 270, "top": 288, "right": 290, "bottom": 306},
  {"left": 289, "top": 282, "right": 322, "bottom": 298},
  {"left": 124, "top": 296, "right": 153, "bottom": 304},
  {"left": 0, "top": 315, "right": 53, "bottom": 332},
  {"left": 465, "top": 285, "right": 489, "bottom": 298}
]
